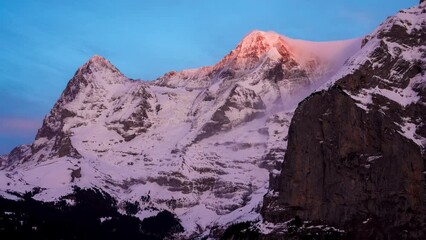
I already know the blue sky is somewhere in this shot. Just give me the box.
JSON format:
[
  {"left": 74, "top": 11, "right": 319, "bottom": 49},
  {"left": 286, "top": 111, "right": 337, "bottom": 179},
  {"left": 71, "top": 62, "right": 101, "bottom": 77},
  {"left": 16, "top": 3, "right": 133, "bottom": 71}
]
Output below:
[{"left": 0, "top": 0, "right": 420, "bottom": 154}]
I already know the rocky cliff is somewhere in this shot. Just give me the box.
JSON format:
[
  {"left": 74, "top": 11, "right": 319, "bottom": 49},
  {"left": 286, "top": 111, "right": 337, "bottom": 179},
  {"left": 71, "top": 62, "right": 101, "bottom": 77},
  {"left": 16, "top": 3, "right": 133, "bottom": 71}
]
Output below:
[{"left": 262, "top": 2, "right": 426, "bottom": 239}]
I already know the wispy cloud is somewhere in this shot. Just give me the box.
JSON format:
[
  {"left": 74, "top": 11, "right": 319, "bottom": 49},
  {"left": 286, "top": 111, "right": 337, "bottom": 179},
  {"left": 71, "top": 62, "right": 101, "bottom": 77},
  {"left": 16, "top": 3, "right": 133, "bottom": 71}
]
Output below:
[
  {"left": 0, "top": 117, "right": 41, "bottom": 136},
  {"left": 0, "top": 117, "right": 41, "bottom": 154}
]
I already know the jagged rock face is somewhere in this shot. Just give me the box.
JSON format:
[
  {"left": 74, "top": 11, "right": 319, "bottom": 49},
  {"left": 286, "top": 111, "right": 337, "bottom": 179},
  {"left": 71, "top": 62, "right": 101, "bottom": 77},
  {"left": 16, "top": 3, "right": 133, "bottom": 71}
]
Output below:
[
  {"left": 0, "top": 145, "right": 31, "bottom": 168},
  {"left": 105, "top": 85, "right": 154, "bottom": 141},
  {"left": 336, "top": 3, "right": 426, "bottom": 149},
  {"left": 195, "top": 85, "right": 265, "bottom": 142},
  {"left": 31, "top": 55, "right": 154, "bottom": 161},
  {"left": 0, "top": 155, "right": 6, "bottom": 167},
  {"left": 263, "top": 3, "right": 426, "bottom": 239},
  {"left": 264, "top": 87, "right": 425, "bottom": 236},
  {"left": 338, "top": 6, "right": 426, "bottom": 147}
]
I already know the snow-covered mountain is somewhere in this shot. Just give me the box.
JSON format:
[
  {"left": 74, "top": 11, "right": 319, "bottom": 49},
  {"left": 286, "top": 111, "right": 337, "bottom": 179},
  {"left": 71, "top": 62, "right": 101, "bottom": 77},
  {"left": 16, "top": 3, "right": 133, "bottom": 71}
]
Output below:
[
  {"left": 1, "top": 2, "right": 425, "bottom": 239},
  {"left": 0, "top": 30, "right": 361, "bottom": 238}
]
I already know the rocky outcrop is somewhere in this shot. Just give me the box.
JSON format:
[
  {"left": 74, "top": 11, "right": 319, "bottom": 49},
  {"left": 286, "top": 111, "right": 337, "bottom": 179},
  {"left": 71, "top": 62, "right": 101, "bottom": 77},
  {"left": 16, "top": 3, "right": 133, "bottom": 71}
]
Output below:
[
  {"left": 0, "top": 145, "right": 31, "bottom": 168},
  {"left": 30, "top": 55, "right": 128, "bottom": 160},
  {"left": 0, "top": 155, "right": 7, "bottom": 167},
  {"left": 106, "top": 85, "right": 154, "bottom": 142},
  {"left": 263, "top": 86, "right": 425, "bottom": 238},
  {"left": 25, "top": 55, "right": 157, "bottom": 161},
  {"left": 195, "top": 85, "right": 265, "bottom": 142}
]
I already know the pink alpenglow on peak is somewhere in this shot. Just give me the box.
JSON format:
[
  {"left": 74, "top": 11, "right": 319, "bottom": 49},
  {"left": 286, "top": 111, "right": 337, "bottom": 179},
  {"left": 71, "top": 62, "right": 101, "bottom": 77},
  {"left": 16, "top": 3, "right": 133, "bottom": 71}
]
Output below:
[
  {"left": 214, "top": 30, "right": 292, "bottom": 71},
  {"left": 83, "top": 54, "right": 120, "bottom": 73},
  {"left": 156, "top": 30, "right": 362, "bottom": 89},
  {"left": 73, "top": 54, "right": 129, "bottom": 86}
]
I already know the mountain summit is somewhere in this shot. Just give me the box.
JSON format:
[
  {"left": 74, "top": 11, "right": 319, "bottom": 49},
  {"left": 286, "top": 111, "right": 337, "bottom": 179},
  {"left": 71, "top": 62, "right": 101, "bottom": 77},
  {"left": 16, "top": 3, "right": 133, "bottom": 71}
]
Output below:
[
  {"left": 214, "top": 30, "right": 291, "bottom": 70},
  {"left": 73, "top": 54, "right": 128, "bottom": 85}
]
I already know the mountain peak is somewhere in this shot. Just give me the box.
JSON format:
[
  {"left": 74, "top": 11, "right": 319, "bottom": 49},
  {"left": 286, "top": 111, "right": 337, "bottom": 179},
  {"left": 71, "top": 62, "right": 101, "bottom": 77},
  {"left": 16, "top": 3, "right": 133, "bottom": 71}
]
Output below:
[
  {"left": 53, "top": 55, "right": 129, "bottom": 105},
  {"left": 214, "top": 30, "right": 291, "bottom": 71},
  {"left": 83, "top": 54, "right": 117, "bottom": 71},
  {"left": 237, "top": 30, "right": 285, "bottom": 55},
  {"left": 240, "top": 30, "right": 267, "bottom": 41},
  {"left": 71, "top": 54, "right": 128, "bottom": 86},
  {"left": 240, "top": 30, "right": 280, "bottom": 44},
  {"left": 88, "top": 54, "right": 108, "bottom": 63}
]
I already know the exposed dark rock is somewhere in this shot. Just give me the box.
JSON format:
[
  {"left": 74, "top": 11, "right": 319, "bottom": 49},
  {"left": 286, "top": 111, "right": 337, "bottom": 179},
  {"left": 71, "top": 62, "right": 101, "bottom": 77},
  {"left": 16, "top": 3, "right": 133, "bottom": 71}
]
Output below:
[
  {"left": 195, "top": 85, "right": 265, "bottom": 142},
  {"left": 70, "top": 167, "right": 82, "bottom": 182},
  {"left": 0, "top": 155, "right": 7, "bottom": 167},
  {"left": 378, "top": 23, "right": 426, "bottom": 47},
  {"left": 264, "top": 61, "right": 309, "bottom": 84},
  {"left": 107, "top": 86, "right": 153, "bottom": 142},
  {"left": 2, "top": 145, "right": 31, "bottom": 167},
  {"left": 263, "top": 86, "right": 426, "bottom": 238},
  {"left": 203, "top": 91, "right": 216, "bottom": 101},
  {"left": 218, "top": 69, "right": 235, "bottom": 80},
  {"left": 265, "top": 63, "right": 284, "bottom": 83},
  {"left": 53, "top": 132, "right": 82, "bottom": 159},
  {"left": 259, "top": 148, "right": 285, "bottom": 171},
  {"left": 35, "top": 108, "right": 76, "bottom": 141},
  {"left": 155, "top": 104, "right": 161, "bottom": 113}
]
